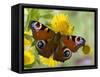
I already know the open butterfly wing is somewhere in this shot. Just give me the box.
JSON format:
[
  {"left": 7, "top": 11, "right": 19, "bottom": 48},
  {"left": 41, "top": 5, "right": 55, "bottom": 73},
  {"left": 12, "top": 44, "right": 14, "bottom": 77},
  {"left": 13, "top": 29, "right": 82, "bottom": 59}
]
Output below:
[
  {"left": 30, "top": 21, "right": 55, "bottom": 58},
  {"left": 53, "top": 35, "right": 86, "bottom": 62}
]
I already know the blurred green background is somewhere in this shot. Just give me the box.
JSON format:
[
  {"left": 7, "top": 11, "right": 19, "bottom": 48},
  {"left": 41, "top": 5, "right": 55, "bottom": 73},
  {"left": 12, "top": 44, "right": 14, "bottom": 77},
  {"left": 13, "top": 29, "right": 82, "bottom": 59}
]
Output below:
[{"left": 24, "top": 8, "right": 95, "bottom": 69}]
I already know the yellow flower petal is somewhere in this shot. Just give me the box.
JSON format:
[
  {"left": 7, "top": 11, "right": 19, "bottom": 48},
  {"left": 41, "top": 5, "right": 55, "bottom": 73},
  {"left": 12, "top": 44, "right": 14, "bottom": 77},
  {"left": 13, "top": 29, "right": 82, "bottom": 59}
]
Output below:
[
  {"left": 24, "top": 38, "right": 32, "bottom": 46},
  {"left": 51, "top": 13, "right": 74, "bottom": 35},
  {"left": 24, "top": 30, "right": 32, "bottom": 36},
  {"left": 24, "top": 50, "right": 35, "bottom": 65},
  {"left": 24, "top": 30, "right": 33, "bottom": 50},
  {"left": 39, "top": 55, "right": 61, "bottom": 67},
  {"left": 24, "top": 38, "right": 32, "bottom": 51}
]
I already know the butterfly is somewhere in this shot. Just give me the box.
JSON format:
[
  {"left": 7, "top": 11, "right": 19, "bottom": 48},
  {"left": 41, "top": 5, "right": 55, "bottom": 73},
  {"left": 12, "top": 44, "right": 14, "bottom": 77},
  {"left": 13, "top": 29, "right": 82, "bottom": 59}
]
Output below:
[{"left": 30, "top": 21, "right": 86, "bottom": 62}]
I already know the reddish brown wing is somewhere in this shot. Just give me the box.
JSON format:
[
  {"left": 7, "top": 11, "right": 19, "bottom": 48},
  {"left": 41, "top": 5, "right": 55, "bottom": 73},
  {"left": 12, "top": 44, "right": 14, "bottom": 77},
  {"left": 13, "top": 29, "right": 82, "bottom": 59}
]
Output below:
[
  {"left": 53, "top": 35, "right": 86, "bottom": 62},
  {"left": 30, "top": 21, "right": 56, "bottom": 58},
  {"left": 62, "top": 35, "right": 86, "bottom": 52},
  {"left": 30, "top": 21, "right": 55, "bottom": 40}
]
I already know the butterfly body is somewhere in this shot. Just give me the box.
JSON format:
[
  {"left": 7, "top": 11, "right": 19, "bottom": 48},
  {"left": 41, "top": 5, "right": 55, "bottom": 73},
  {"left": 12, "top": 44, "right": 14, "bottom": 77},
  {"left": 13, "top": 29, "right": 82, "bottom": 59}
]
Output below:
[{"left": 30, "top": 21, "right": 86, "bottom": 62}]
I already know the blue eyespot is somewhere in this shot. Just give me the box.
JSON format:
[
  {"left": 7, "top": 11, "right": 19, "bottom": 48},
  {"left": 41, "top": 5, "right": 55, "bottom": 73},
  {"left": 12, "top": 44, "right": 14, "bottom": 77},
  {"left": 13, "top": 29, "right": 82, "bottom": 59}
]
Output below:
[
  {"left": 75, "top": 36, "right": 85, "bottom": 45},
  {"left": 36, "top": 40, "right": 46, "bottom": 49},
  {"left": 63, "top": 48, "right": 72, "bottom": 58},
  {"left": 31, "top": 22, "right": 42, "bottom": 31},
  {"left": 31, "top": 22, "right": 37, "bottom": 29}
]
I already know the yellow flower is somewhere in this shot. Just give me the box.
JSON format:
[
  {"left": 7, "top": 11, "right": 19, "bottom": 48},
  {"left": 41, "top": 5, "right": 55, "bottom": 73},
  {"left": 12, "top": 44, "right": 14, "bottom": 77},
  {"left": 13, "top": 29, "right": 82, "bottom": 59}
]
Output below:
[
  {"left": 39, "top": 55, "right": 61, "bottom": 67},
  {"left": 82, "top": 44, "right": 94, "bottom": 57},
  {"left": 82, "top": 45, "right": 91, "bottom": 54},
  {"left": 24, "top": 38, "right": 32, "bottom": 46},
  {"left": 51, "top": 13, "right": 74, "bottom": 35},
  {"left": 24, "top": 38, "right": 32, "bottom": 50},
  {"left": 24, "top": 30, "right": 32, "bottom": 36},
  {"left": 24, "top": 49, "right": 35, "bottom": 65},
  {"left": 24, "top": 30, "right": 33, "bottom": 50}
]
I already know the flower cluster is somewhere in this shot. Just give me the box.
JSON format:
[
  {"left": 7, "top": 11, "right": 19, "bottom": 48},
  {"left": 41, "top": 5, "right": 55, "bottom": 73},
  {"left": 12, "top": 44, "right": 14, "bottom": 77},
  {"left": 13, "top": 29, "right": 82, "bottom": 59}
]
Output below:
[
  {"left": 51, "top": 13, "right": 74, "bottom": 35},
  {"left": 39, "top": 55, "right": 61, "bottom": 67},
  {"left": 24, "top": 49, "right": 35, "bottom": 65},
  {"left": 24, "top": 31, "right": 35, "bottom": 66}
]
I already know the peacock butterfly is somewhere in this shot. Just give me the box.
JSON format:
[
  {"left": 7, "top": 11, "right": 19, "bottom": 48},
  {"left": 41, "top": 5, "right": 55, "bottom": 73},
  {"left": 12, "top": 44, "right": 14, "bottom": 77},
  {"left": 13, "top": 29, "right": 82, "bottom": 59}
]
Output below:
[{"left": 30, "top": 21, "right": 86, "bottom": 62}]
